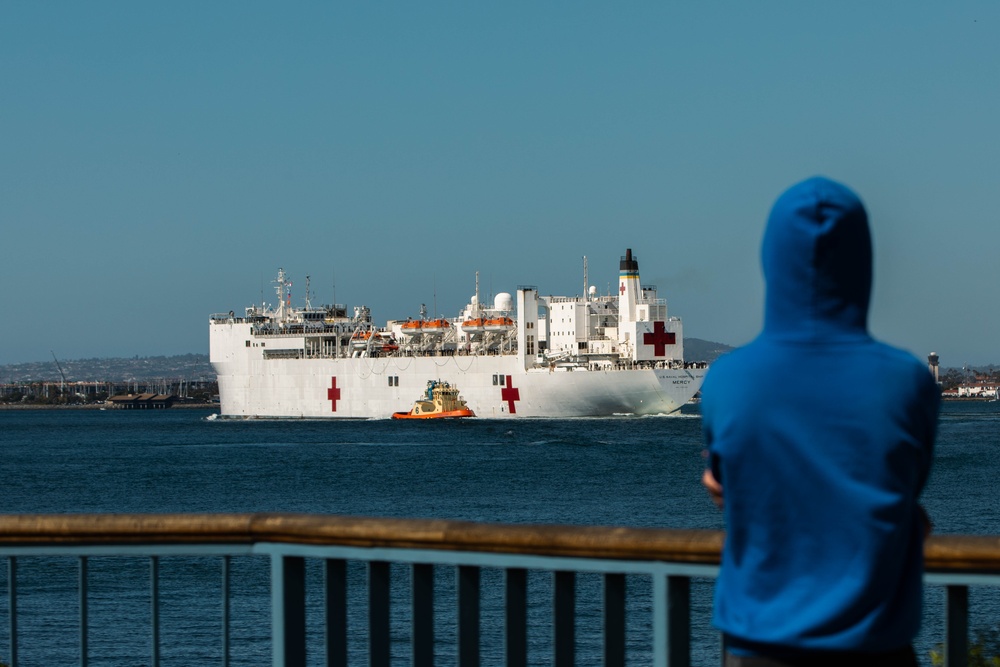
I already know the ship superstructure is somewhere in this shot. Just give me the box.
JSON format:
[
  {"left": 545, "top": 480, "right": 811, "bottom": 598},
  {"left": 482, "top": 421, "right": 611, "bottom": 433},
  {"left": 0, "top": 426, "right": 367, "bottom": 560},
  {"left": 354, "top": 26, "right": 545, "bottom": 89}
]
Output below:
[{"left": 209, "top": 249, "right": 706, "bottom": 418}]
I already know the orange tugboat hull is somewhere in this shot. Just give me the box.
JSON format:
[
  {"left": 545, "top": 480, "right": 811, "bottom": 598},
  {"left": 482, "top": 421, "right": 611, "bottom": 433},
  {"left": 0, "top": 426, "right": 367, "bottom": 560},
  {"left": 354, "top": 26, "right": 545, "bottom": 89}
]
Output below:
[{"left": 391, "top": 408, "right": 476, "bottom": 420}]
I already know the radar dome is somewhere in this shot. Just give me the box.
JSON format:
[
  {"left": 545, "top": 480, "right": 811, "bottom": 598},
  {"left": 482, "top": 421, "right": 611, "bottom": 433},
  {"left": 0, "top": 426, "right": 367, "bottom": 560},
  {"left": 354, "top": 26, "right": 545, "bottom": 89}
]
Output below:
[
  {"left": 494, "top": 292, "right": 513, "bottom": 312},
  {"left": 588, "top": 285, "right": 597, "bottom": 296}
]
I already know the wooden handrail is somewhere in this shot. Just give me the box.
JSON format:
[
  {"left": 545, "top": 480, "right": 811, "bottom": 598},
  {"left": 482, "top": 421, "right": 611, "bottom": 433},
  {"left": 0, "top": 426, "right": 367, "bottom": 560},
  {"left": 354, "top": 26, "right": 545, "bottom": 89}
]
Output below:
[
  {"left": 0, "top": 513, "right": 722, "bottom": 563},
  {"left": 1, "top": 513, "right": 998, "bottom": 573}
]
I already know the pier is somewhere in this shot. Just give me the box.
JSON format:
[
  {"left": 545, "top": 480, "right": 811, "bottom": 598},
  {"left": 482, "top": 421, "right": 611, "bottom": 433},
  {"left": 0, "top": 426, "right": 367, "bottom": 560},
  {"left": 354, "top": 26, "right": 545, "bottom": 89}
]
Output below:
[{"left": 0, "top": 514, "right": 993, "bottom": 666}]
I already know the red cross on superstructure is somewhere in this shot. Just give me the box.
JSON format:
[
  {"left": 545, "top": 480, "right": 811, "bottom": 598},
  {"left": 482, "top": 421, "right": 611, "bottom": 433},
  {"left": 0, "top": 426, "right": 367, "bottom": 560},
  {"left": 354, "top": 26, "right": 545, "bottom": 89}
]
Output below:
[
  {"left": 327, "top": 377, "right": 341, "bottom": 412},
  {"left": 501, "top": 375, "right": 521, "bottom": 414},
  {"left": 619, "top": 282, "right": 626, "bottom": 295},
  {"left": 643, "top": 321, "right": 676, "bottom": 357}
]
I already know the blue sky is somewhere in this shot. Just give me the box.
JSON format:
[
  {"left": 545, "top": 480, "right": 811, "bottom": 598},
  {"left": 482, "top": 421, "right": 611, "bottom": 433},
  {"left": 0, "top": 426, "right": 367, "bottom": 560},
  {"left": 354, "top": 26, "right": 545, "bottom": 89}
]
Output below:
[{"left": 2, "top": 3, "right": 997, "bottom": 367}]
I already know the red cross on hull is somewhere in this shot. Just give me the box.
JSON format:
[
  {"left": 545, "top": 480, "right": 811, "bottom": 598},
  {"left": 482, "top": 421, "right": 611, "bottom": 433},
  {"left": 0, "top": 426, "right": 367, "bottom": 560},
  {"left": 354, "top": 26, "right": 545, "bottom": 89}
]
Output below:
[
  {"left": 643, "top": 321, "right": 676, "bottom": 357},
  {"left": 501, "top": 376, "right": 521, "bottom": 414},
  {"left": 327, "top": 377, "right": 341, "bottom": 412}
]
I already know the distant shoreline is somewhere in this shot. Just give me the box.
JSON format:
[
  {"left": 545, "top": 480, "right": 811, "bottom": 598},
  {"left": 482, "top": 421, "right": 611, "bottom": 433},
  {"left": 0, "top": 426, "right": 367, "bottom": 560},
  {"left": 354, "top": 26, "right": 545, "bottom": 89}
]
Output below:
[
  {"left": 941, "top": 396, "right": 997, "bottom": 402},
  {"left": 0, "top": 403, "right": 218, "bottom": 411}
]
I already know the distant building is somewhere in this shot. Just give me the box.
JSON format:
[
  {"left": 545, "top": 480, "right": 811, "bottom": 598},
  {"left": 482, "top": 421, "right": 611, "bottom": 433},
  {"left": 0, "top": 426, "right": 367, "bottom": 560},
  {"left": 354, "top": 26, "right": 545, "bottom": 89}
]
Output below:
[
  {"left": 955, "top": 384, "right": 999, "bottom": 400},
  {"left": 107, "top": 394, "right": 177, "bottom": 409}
]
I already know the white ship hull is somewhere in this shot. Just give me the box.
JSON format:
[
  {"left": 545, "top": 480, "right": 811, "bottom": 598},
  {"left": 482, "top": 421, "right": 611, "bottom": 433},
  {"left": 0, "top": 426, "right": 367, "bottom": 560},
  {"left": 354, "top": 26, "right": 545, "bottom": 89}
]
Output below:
[
  {"left": 212, "top": 349, "right": 704, "bottom": 419},
  {"left": 210, "top": 249, "right": 707, "bottom": 419}
]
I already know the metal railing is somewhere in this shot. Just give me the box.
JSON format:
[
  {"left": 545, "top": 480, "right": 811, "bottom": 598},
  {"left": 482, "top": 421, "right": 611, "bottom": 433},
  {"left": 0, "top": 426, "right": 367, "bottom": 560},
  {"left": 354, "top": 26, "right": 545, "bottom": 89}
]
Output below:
[{"left": 0, "top": 514, "right": 996, "bottom": 666}]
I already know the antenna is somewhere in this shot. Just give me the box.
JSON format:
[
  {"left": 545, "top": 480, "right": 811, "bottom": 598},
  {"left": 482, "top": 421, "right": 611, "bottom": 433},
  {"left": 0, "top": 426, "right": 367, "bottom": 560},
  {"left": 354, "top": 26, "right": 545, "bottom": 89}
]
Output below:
[
  {"left": 583, "top": 256, "right": 588, "bottom": 301},
  {"left": 305, "top": 275, "right": 312, "bottom": 310}
]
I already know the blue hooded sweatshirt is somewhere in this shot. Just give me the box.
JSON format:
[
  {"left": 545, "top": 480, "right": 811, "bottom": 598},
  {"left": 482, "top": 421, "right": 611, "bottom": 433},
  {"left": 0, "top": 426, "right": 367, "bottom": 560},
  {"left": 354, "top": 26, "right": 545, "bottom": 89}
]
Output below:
[{"left": 702, "top": 177, "right": 939, "bottom": 654}]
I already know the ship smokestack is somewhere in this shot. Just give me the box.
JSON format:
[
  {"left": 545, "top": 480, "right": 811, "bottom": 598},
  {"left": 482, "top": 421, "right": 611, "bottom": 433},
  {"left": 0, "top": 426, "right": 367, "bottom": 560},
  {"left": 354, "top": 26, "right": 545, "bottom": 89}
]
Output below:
[
  {"left": 620, "top": 248, "right": 639, "bottom": 272},
  {"left": 618, "top": 248, "right": 641, "bottom": 325}
]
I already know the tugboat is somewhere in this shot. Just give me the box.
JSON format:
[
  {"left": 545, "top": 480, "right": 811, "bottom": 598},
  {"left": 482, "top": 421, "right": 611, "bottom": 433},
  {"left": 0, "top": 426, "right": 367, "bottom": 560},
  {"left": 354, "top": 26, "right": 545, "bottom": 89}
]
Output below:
[{"left": 392, "top": 380, "right": 476, "bottom": 420}]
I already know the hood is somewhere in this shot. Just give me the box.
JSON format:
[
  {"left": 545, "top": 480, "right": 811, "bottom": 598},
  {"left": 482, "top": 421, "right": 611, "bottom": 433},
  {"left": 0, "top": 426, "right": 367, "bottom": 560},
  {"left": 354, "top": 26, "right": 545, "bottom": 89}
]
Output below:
[{"left": 761, "top": 177, "right": 872, "bottom": 340}]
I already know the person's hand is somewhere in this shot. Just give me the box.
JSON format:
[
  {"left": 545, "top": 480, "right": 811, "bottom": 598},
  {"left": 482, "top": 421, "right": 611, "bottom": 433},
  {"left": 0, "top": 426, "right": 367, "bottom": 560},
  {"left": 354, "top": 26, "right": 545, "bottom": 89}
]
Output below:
[{"left": 702, "top": 468, "right": 723, "bottom": 508}]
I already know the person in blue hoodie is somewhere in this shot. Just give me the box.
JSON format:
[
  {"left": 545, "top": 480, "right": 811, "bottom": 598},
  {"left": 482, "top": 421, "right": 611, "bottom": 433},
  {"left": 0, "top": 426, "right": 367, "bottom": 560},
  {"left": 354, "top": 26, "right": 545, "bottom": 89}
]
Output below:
[{"left": 701, "top": 177, "right": 939, "bottom": 667}]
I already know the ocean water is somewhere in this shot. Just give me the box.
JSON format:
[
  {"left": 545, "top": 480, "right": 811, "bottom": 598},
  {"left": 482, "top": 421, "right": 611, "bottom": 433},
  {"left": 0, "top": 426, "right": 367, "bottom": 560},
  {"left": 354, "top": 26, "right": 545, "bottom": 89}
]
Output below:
[{"left": 1, "top": 401, "right": 998, "bottom": 665}]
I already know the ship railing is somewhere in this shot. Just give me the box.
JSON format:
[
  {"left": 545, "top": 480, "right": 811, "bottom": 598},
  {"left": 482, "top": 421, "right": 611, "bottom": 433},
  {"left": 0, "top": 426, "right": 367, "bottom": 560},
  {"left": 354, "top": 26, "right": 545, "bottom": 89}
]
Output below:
[
  {"left": 0, "top": 514, "right": 992, "bottom": 667},
  {"left": 251, "top": 323, "right": 360, "bottom": 338},
  {"left": 210, "top": 314, "right": 247, "bottom": 324}
]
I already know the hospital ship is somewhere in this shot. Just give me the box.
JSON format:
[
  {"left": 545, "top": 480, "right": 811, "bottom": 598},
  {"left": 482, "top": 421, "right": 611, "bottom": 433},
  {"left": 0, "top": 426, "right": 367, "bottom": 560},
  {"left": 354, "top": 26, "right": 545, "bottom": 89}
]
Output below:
[{"left": 209, "top": 249, "right": 706, "bottom": 419}]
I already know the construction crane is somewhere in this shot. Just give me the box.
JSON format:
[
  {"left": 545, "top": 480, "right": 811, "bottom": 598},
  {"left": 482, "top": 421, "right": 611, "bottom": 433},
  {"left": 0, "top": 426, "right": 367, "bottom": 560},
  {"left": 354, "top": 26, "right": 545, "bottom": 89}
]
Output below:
[{"left": 51, "top": 351, "right": 67, "bottom": 393}]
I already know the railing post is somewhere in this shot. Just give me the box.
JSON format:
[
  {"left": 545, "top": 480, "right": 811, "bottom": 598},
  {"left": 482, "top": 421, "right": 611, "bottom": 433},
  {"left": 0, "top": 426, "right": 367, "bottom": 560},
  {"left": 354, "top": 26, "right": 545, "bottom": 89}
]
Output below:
[
  {"left": 945, "top": 585, "right": 969, "bottom": 667},
  {"left": 271, "top": 555, "right": 306, "bottom": 667},
  {"left": 652, "top": 574, "right": 690, "bottom": 667}
]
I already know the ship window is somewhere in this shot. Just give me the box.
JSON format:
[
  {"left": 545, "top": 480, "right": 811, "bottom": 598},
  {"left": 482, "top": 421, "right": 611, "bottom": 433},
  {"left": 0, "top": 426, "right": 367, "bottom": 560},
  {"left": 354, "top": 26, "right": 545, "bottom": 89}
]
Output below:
[
  {"left": 493, "top": 375, "right": 498, "bottom": 385},
  {"left": 246, "top": 341, "right": 250, "bottom": 347}
]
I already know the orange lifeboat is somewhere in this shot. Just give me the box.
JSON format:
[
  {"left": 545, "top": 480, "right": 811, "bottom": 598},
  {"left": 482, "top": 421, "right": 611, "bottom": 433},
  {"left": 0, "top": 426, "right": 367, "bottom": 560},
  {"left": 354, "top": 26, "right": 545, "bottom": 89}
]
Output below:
[
  {"left": 392, "top": 380, "right": 476, "bottom": 420},
  {"left": 352, "top": 329, "right": 396, "bottom": 351},
  {"left": 461, "top": 317, "right": 487, "bottom": 334},
  {"left": 400, "top": 320, "right": 423, "bottom": 336},
  {"left": 350, "top": 330, "right": 373, "bottom": 347},
  {"left": 420, "top": 318, "right": 451, "bottom": 335},
  {"left": 484, "top": 316, "right": 515, "bottom": 333}
]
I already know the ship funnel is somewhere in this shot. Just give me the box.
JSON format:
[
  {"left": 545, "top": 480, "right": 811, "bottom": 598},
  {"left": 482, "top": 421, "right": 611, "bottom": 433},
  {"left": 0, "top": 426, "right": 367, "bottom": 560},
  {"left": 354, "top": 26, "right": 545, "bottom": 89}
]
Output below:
[
  {"left": 620, "top": 248, "right": 639, "bottom": 272},
  {"left": 618, "top": 248, "right": 641, "bottom": 323}
]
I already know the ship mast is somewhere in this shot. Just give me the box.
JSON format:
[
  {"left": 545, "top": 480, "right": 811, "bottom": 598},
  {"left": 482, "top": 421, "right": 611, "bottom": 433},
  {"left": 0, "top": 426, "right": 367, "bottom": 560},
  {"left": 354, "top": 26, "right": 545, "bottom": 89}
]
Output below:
[{"left": 274, "top": 268, "right": 291, "bottom": 322}]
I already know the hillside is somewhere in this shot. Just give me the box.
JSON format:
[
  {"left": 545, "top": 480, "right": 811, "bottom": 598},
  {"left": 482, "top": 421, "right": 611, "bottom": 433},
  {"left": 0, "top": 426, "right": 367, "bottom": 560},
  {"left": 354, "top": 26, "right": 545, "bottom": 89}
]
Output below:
[
  {"left": 0, "top": 354, "right": 215, "bottom": 383},
  {"left": 684, "top": 338, "right": 734, "bottom": 364}
]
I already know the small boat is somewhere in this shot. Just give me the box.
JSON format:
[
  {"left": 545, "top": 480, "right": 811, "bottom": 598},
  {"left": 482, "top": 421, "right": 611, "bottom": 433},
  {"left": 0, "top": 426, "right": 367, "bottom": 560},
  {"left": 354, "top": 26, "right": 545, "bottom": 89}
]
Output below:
[
  {"left": 400, "top": 320, "right": 423, "bottom": 336},
  {"left": 484, "top": 316, "right": 515, "bottom": 333},
  {"left": 352, "top": 329, "right": 396, "bottom": 351},
  {"left": 420, "top": 318, "right": 451, "bottom": 335},
  {"left": 392, "top": 380, "right": 476, "bottom": 419},
  {"left": 461, "top": 317, "right": 487, "bottom": 334}
]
